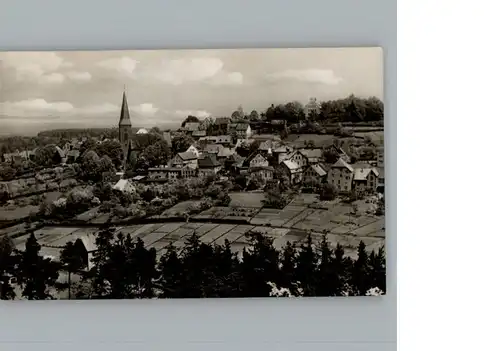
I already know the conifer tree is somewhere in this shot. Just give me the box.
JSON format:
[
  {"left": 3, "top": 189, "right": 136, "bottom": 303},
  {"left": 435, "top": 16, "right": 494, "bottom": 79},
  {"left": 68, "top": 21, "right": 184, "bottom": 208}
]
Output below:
[
  {"left": 0, "top": 235, "right": 17, "bottom": 300},
  {"left": 368, "top": 246, "right": 386, "bottom": 293},
  {"left": 315, "top": 235, "right": 336, "bottom": 296},
  {"left": 332, "top": 242, "right": 349, "bottom": 295},
  {"left": 88, "top": 227, "right": 115, "bottom": 298},
  {"left": 240, "top": 231, "right": 280, "bottom": 297},
  {"left": 351, "top": 241, "right": 370, "bottom": 295},
  {"left": 295, "top": 234, "right": 318, "bottom": 296},
  {"left": 130, "top": 237, "right": 158, "bottom": 298},
  {"left": 59, "top": 239, "right": 87, "bottom": 300},
  {"left": 17, "top": 233, "right": 59, "bottom": 300},
  {"left": 279, "top": 241, "right": 297, "bottom": 292},
  {"left": 157, "top": 243, "right": 183, "bottom": 298}
]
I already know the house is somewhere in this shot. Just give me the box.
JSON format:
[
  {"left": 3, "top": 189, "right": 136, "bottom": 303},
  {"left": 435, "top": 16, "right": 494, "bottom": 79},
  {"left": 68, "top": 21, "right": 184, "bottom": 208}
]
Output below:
[
  {"left": 198, "top": 154, "right": 222, "bottom": 177},
  {"left": 112, "top": 179, "right": 136, "bottom": 194},
  {"left": 324, "top": 142, "right": 350, "bottom": 163},
  {"left": 228, "top": 122, "right": 252, "bottom": 139},
  {"left": 303, "top": 164, "right": 328, "bottom": 183},
  {"left": 252, "top": 134, "right": 281, "bottom": 142},
  {"left": 213, "top": 117, "right": 231, "bottom": 135},
  {"left": 248, "top": 166, "right": 274, "bottom": 182},
  {"left": 186, "top": 145, "right": 201, "bottom": 157},
  {"left": 327, "top": 158, "right": 354, "bottom": 192},
  {"left": 283, "top": 150, "right": 309, "bottom": 168},
  {"left": 214, "top": 135, "right": 232, "bottom": 145},
  {"left": 203, "top": 144, "right": 224, "bottom": 155},
  {"left": 136, "top": 128, "right": 149, "bottom": 135},
  {"left": 244, "top": 152, "right": 269, "bottom": 168},
  {"left": 184, "top": 122, "right": 201, "bottom": 134},
  {"left": 66, "top": 150, "right": 80, "bottom": 163},
  {"left": 280, "top": 160, "right": 303, "bottom": 184},
  {"left": 148, "top": 166, "right": 196, "bottom": 181},
  {"left": 170, "top": 151, "right": 198, "bottom": 168},
  {"left": 224, "top": 153, "right": 245, "bottom": 172},
  {"left": 305, "top": 97, "right": 320, "bottom": 119},
  {"left": 54, "top": 146, "right": 67, "bottom": 164},
  {"left": 192, "top": 130, "right": 207, "bottom": 139},
  {"left": 352, "top": 165, "right": 380, "bottom": 193},
  {"left": 217, "top": 147, "right": 235, "bottom": 163},
  {"left": 297, "top": 148, "right": 323, "bottom": 164}
]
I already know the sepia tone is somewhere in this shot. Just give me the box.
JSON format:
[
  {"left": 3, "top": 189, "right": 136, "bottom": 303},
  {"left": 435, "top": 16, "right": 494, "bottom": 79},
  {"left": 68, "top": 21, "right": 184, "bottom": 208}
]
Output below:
[{"left": 0, "top": 48, "right": 385, "bottom": 300}]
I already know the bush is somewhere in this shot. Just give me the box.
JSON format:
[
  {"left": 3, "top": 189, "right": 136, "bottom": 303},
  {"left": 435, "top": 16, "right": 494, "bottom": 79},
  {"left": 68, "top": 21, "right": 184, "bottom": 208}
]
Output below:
[{"left": 319, "top": 183, "right": 337, "bottom": 201}]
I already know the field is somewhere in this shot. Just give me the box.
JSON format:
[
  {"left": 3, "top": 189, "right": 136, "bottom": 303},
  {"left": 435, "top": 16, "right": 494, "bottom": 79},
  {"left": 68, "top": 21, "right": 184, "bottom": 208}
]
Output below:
[{"left": 7, "top": 193, "right": 385, "bottom": 260}]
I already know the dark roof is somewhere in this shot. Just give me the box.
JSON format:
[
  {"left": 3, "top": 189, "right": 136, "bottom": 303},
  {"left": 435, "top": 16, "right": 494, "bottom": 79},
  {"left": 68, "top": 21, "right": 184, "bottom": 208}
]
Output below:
[
  {"left": 178, "top": 151, "right": 198, "bottom": 160},
  {"left": 119, "top": 91, "right": 132, "bottom": 126},
  {"left": 184, "top": 122, "right": 200, "bottom": 132},
  {"left": 192, "top": 130, "right": 207, "bottom": 137},
  {"left": 215, "top": 117, "right": 231, "bottom": 125},
  {"left": 229, "top": 123, "right": 250, "bottom": 131},
  {"left": 198, "top": 154, "right": 221, "bottom": 168}
]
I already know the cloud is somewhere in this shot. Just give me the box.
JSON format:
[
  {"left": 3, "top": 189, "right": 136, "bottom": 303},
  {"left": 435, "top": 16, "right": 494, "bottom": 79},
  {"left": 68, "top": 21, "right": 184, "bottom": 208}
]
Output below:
[
  {"left": 0, "top": 52, "right": 72, "bottom": 83},
  {"left": 131, "top": 103, "right": 159, "bottom": 116},
  {"left": 267, "top": 69, "right": 342, "bottom": 85},
  {"left": 153, "top": 58, "right": 242, "bottom": 85},
  {"left": 78, "top": 103, "right": 119, "bottom": 115},
  {"left": 210, "top": 71, "right": 244, "bottom": 86},
  {"left": 39, "top": 73, "right": 65, "bottom": 84},
  {"left": 66, "top": 71, "right": 92, "bottom": 82},
  {"left": 0, "top": 99, "right": 74, "bottom": 117},
  {"left": 97, "top": 57, "right": 138, "bottom": 75},
  {"left": 172, "top": 110, "right": 211, "bottom": 119}
]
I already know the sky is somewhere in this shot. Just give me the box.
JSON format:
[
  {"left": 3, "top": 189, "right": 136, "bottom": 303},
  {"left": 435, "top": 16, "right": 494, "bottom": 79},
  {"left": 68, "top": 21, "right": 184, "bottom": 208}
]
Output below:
[{"left": 0, "top": 48, "right": 383, "bottom": 136}]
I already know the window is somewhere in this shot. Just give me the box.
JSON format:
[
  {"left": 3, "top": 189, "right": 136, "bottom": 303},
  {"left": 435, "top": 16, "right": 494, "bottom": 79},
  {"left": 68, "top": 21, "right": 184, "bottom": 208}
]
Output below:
[
  {"left": 345, "top": 176, "right": 349, "bottom": 180},
  {"left": 344, "top": 186, "right": 347, "bottom": 190}
]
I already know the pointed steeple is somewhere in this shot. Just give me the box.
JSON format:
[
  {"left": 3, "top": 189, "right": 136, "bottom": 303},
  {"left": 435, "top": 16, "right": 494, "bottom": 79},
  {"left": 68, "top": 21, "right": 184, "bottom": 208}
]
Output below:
[{"left": 119, "top": 89, "right": 132, "bottom": 126}]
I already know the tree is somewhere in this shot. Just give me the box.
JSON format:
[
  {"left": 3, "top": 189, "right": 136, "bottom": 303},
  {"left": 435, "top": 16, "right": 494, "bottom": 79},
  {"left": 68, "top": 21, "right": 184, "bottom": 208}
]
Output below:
[
  {"left": 59, "top": 239, "right": 87, "bottom": 299},
  {"left": 136, "top": 140, "right": 171, "bottom": 169},
  {"left": 368, "top": 246, "right": 386, "bottom": 292},
  {"left": 96, "top": 139, "right": 123, "bottom": 167},
  {"left": 315, "top": 235, "right": 337, "bottom": 296},
  {"left": 319, "top": 183, "right": 337, "bottom": 201},
  {"left": 295, "top": 234, "right": 318, "bottom": 296},
  {"left": 0, "top": 235, "right": 17, "bottom": 300},
  {"left": 172, "top": 134, "right": 194, "bottom": 154},
  {"left": 279, "top": 241, "right": 297, "bottom": 292},
  {"left": 130, "top": 237, "right": 158, "bottom": 298},
  {"left": 80, "top": 150, "right": 102, "bottom": 182},
  {"left": 87, "top": 228, "right": 115, "bottom": 298},
  {"left": 350, "top": 241, "right": 370, "bottom": 295},
  {"left": 0, "top": 165, "right": 16, "bottom": 181},
  {"left": 240, "top": 231, "right": 280, "bottom": 297},
  {"left": 157, "top": 244, "right": 183, "bottom": 298},
  {"left": 16, "top": 233, "right": 60, "bottom": 300},
  {"left": 249, "top": 110, "right": 260, "bottom": 121},
  {"left": 262, "top": 186, "right": 288, "bottom": 209},
  {"left": 34, "top": 144, "right": 58, "bottom": 167}
]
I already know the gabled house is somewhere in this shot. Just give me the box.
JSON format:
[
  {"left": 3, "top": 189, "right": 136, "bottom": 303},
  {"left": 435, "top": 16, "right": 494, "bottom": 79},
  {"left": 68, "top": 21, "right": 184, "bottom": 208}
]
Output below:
[
  {"left": 244, "top": 152, "right": 269, "bottom": 168},
  {"left": 228, "top": 122, "right": 252, "bottom": 139},
  {"left": 279, "top": 160, "right": 303, "bottom": 184},
  {"left": 170, "top": 151, "right": 198, "bottom": 168},
  {"left": 186, "top": 145, "right": 201, "bottom": 157},
  {"left": 248, "top": 166, "right": 274, "bottom": 183},
  {"left": 324, "top": 142, "right": 350, "bottom": 163},
  {"left": 213, "top": 117, "right": 231, "bottom": 135},
  {"left": 352, "top": 165, "right": 380, "bottom": 193},
  {"left": 112, "top": 179, "right": 136, "bottom": 194},
  {"left": 303, "top": 164, "right": 328, "bottom": 183},
  {"left": 214, "top": 135, "right": 232, "bottom": 145},
  {"left": 327, "top": 158, "right": 354, "bottom": 192},
  {"left": 66, "top": 150, "right": 80, "bottom": 164},
  {"left": 198, "top": 154, "right": 222, "bottom": 177},
  {"left": 283, "top": 150, "right": 308, "bottom": 168},
  {"left": 297, "top": 148, "right": 323, "bottom": 164}
]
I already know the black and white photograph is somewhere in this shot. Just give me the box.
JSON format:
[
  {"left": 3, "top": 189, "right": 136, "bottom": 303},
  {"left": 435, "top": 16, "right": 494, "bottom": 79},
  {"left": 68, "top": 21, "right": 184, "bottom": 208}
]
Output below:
[{"left": 0, "top": 48, "right": 385, "bottom": 300}]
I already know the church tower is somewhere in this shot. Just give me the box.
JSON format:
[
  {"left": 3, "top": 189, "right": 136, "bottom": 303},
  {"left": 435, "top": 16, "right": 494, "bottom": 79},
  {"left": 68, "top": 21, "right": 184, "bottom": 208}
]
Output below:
[{"left": 118, "top": 90, "right": 132, "bottom": 145}]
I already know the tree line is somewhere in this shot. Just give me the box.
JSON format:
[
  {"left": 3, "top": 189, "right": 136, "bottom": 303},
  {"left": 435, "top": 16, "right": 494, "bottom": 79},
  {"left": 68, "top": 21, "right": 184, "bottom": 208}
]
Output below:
[{"left": 0, "top": 228, "right": 385, "bottom": 300}]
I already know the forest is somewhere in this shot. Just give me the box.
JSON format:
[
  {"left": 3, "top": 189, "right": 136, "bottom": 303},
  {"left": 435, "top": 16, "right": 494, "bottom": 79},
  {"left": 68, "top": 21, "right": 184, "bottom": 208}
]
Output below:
[{"left": 0, "top": 228, "right": 385, "bottom": 300}]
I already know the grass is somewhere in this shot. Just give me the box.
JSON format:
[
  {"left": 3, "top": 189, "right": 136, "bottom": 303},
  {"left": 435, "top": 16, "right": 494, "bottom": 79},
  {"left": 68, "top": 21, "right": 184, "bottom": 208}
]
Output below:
[{"left": 228, "top": 192, "right": 265, "bottom": 208}]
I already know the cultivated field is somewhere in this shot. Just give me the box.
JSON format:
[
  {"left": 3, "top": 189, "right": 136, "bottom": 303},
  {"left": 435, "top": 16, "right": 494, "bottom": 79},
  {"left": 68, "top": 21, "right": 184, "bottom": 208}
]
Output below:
[{"left": 6, "top": 193, "right": 385, "bottom": 260}]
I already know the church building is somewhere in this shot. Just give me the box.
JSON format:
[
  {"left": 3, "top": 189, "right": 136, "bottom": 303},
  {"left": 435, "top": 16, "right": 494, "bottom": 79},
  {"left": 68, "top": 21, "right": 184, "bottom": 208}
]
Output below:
[{"left": 118, "top": 90, "right": 136, "bottom": 172}]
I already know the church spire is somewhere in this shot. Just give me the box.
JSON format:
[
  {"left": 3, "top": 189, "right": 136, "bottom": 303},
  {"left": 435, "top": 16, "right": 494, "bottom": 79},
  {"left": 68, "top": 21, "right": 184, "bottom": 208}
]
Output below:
[{"left": 119, "top": 88, "right": 132, "bottom": 127}]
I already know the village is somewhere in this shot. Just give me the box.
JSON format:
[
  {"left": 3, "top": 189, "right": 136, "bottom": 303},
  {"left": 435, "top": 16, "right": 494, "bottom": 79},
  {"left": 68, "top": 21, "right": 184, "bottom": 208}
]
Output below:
[{"left": 0, "top": 91, "right": 385, "bottom": 299}]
